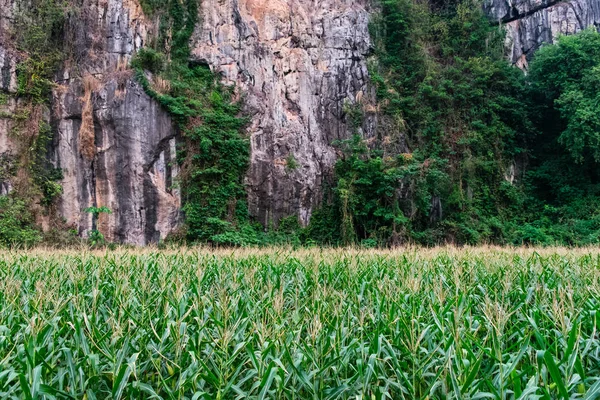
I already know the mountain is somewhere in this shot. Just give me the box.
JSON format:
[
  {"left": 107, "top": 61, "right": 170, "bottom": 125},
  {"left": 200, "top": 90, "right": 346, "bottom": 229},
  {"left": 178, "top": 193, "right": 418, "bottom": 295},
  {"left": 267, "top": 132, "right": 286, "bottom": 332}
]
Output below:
[{"left": 0, "top": 0, "right": 599, "bottom": 245}]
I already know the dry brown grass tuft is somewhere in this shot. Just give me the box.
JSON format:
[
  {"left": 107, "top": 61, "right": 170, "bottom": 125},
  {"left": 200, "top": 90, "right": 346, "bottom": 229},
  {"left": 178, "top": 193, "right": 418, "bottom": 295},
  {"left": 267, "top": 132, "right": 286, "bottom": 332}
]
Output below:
[{"left": 153, "top": 76, "right": 171, "bottom": 94}]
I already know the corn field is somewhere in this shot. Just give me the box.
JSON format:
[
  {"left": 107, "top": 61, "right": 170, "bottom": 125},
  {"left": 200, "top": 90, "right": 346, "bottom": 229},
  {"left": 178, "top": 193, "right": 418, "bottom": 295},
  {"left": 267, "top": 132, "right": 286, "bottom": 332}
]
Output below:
[{"left": 1, "top": 247, "right": 600, "bottom": 399}]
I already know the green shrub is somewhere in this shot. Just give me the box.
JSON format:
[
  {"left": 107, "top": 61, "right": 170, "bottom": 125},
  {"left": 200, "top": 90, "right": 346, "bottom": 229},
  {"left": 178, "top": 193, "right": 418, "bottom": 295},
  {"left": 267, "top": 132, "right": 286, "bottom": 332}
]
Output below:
[
  {"left": 131, "top": 48, "right": 166, "bottom": 74},
  {"left": 0, "top": 196, "right": 41, "bottom": 247}
]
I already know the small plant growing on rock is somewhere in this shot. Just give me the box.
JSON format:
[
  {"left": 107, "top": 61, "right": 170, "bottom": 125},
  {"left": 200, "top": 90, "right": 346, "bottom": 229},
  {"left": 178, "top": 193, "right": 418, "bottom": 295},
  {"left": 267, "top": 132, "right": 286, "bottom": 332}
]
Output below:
[
  {"left": 85, "top": 206, "right": 112, "bottom": 218},
  {"left": 85, "top": 206, "right": 112, "bottom": 247},
  {"left": 285, "top": 154, "right": 299, "bottom": 172}
]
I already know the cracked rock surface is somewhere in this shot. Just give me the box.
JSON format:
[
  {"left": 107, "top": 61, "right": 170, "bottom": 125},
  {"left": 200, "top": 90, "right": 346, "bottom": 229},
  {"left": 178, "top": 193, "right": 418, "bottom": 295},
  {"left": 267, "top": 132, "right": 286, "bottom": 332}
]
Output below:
[
  {"left": 1, "top": 0, "right": 181, "bottom": 245},
  {"left": 192, "top": 0, "right": 374, "bottom": 226},
  {"left": 485, "top": 0, "right": 600, "bottom": 67},
  {"left": 52, "top": 0, "right": 181, "bottom": 245}
]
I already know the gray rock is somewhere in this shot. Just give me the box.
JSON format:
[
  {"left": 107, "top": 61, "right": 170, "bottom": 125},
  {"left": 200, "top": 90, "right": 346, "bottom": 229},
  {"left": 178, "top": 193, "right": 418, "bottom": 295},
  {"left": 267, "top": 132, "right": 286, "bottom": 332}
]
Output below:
[
  {"left": 53, "top": 79, "right": 181, "bottom": 245},
  {"left": 485, "top": 0, "right": 600, "bottom": 66},
  {"left": 0, "top": 0, "right": 16, "bottom": 34},
  {"left": 191, "top": 0, "right": 374, "bottom": 227},
  {"left": 50, "top": 0, "right": 180, "bottom": 245},
  {"left": 1, "top": 0, "right": 181, "bottom": 244},
  {"left": 0, "top": 45, "right": 18, "bottom": 93}
]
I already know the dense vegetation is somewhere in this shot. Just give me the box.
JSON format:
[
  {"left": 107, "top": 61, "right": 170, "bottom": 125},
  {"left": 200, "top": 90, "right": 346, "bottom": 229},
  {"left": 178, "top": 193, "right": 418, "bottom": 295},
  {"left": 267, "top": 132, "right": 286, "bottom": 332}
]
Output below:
[
  {"left": 524, "top": 30, "right": 600, "bottom": 244},
  {"left": 131, "top": 0, "right": 255, "bottom": 245},
  {"left": 325, "top": 0, "right": 532, "bottom": 246},
  {"left": 1, "top": 248, "right": 600, "bottom": 398},
  {"left": 0, "top": 0, "right": 68, "bottom": 247},
  {"left": 298, "top": 0, "right": 600, "bottom": 246},
  {"left": 312, "top": 0, "right": 600, "bottom": 247}
]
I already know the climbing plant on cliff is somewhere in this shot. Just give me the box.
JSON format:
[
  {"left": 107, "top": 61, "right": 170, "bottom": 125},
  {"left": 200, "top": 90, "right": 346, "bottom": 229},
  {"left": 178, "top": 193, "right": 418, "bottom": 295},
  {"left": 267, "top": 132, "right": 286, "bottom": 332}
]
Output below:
[
  {"left": 134, "top": 0, "right": 252, "bottom": 244},
  {"left": 325, "top": 0, "right": 534, "bottom": 246},
  {"left": 328, "top": 135, "right": 449, "bottom": 246},
  {"left": 0, "top": 0, "right": 68, "bottom": 247},
  {"left": 13, "top": 0, "right": 66, "bottom": 104}
]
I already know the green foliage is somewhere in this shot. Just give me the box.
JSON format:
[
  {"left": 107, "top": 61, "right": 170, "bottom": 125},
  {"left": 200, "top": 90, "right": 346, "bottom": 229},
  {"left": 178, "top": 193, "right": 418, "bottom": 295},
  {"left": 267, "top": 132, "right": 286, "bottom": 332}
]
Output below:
[
  {"left": 2, "top": 249, "right": 600, "bottom": 397},
  {"left": 137, "top": 0, "right": 198, "bottom": 61},
  {"left": 318, "top": 0, "right": 534, "bottom": 246},
  {"left": 138, "top": 0, "right": 164, "bottom": 15},
  {"left": 85, "top": 206, "right": 112, "bottom": 217},
  {"left": 0, "top": 0, "right": 66, "bottom": 247},
  {"left": 0, "top": 196, "right": 41, "bottom": 247},
  {"left": 87, "top": 229, "right": 107, "bottom": 247},
  {"left": 514, "top": 28, "right": 600, "bottom": 245},
  {"left": 130, "top": 48, "right": 165, "bottom": 74},
  {"left": 285, "top": 154, "right": 299, "bottom": 171},
  {"left": 14, "top": 0, "right": 66, "bottom": 55},
  {"left": 139, "top": 63, "right": 250, "bottom": 244},
  {"left": 15, "top": 55, "right": 59, "bottom": 103},
  {"left": 31, "top": 121, "right": 63, "bottom": 206},
  {"left": 85, "top": 207, "right": 112, "bottom": 247},
  {"left": 134, "top": 0, "right": 252, "bottom": 245},
  {"left": 13, "top": 0, "right": 66, "bottom": 103},
  {"left": 343, "top": 100, "right": 364, "bottom": 131},
  {"left": 329, "top": 135, "right": 449, "bottom": 245},
  {"left": 529, "top": 29, "right": 600, "bottom": 164}
]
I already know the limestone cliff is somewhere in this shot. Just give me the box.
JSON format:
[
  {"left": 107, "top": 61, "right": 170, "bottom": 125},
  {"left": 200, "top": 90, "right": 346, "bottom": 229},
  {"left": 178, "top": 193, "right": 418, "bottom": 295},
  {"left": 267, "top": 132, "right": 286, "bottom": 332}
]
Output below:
[
  {"left": 191, "top": 0, "right": 373, "bottom": 227},
  {"left": 485, "top": 0, "right": 600, "bottom": 68},
  {"left": 1, "top": 0, "right": 181, "bottom": 245},
  {"left": 1, "top": 0, "right": 373, "bottom": 243},
  {"left": 1, "top": 0, "right": 599, "bottom": 244}
]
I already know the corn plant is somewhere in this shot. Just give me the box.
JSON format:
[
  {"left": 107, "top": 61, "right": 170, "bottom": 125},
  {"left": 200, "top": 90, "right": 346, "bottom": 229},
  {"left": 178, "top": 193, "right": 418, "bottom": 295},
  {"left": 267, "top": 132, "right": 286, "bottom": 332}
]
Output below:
[{"left": 0, "top": 248, "right": 599, "bottom": 399}]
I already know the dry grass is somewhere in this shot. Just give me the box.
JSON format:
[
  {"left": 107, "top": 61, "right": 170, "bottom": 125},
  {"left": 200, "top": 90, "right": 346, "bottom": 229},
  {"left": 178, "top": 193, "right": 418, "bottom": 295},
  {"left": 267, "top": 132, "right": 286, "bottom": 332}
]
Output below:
[
  {"left": 152, "top": 75, "right": 172, "bottom": 94},
  {"left": 8, "top": 243, "right": 600, "bottom": 259}
]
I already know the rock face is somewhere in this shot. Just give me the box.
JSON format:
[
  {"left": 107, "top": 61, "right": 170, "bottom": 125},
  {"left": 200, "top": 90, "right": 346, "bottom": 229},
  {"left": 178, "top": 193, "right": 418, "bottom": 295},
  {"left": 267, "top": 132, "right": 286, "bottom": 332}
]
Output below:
[
  {"left": 53, "top": 78, "right": 180, "bottom": 245},
  {"left": 2, "top": 0, "right": 596, "bottom": 244},
  {"left": 0, "top": 0, "right": 181, "bottom": 245},
  {"left": 485, "top": 0, "right": 600, "bottom": 67},
  {"left": 52, "top": 0, "right": 181, "bottom": 245},
  {"left": 0, "top": 0, "right": 374, "bottom": 243},
  {"left": 0, "top": 46, "right": 18, "bottom": 93},
  {"left": 192, "top": 0, "right": 374, "bottom": 227}
]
